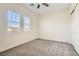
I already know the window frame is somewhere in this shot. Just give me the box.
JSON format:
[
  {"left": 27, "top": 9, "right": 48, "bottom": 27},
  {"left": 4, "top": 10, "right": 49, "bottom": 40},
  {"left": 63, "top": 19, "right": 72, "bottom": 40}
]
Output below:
[
  {"left": 23, "top": 16, "right": 30, "bottom": 32},
  {"left": 6, "top": 10, "right": 30, "bottom": 33},
  {"left": 7, "top": 10, "right": 21, "bottom": 32}
]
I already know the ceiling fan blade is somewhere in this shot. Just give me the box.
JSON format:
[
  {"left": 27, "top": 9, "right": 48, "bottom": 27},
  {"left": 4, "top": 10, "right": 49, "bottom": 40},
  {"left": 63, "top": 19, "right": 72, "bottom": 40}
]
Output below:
[
  {"left": 37, "top": 4, "right": 40, "bottom": 9},
  {"left": 42, "top": 3, "right": 49, "bottom": 7}
]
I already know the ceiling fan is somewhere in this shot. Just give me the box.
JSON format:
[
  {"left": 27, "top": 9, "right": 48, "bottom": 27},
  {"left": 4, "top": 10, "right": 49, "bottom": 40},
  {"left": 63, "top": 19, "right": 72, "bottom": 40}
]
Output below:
[{"left": 30, "top": 3, "right": 49, "bottom": 9}]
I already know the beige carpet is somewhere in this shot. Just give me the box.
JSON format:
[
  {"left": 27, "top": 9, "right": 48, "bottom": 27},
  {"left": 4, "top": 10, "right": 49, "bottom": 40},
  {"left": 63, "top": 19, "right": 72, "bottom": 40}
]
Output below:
[{"left": 0, "top": 39, "right": 78, "bottom": 56}]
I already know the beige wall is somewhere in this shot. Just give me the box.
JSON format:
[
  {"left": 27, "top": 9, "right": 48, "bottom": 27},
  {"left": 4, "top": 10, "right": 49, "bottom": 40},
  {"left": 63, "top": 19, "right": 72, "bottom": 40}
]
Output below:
[
  {"left": 38, "top": 11, "right": 72, "bottom": 43},
  {"left": 71, "top": 4, "right": 79, "bottom": 54},
  {"left": 0, "top": 4, "right": 38, "bottom": 52}
]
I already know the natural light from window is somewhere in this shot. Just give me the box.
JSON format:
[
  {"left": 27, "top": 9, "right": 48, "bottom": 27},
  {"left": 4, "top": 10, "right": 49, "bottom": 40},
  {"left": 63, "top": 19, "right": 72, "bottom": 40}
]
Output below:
[
  {"left": 7, "top": 10, "right": 30, "bottom": 32},
  {"left": 7, "top": 10, "right": 20, "bottom": 32},
  {"left": 23, "top": 16, "right": 30, "bottom": 31}
]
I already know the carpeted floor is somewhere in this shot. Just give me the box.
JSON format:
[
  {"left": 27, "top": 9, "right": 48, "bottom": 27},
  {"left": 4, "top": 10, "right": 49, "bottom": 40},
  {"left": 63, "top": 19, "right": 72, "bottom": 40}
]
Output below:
[{"left": 0, "top": 39, "right": 78, "bottom": 56}]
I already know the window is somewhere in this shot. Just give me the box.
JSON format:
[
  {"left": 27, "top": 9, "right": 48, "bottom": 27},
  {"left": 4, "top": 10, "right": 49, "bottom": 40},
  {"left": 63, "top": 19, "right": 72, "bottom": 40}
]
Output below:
[
  {"left": 7, "top": 10, "right": 20, "bottom": 32},
  {"left": 23, "top": 16, "right": 30, "bottom": 31},
  {"left": 7, "top": 10, "right": 30, "bottom": 32}
]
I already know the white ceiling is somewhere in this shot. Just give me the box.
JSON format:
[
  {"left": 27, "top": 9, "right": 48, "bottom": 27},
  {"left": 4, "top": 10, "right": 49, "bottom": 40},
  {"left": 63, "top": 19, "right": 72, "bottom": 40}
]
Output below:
[{"left": 23, "top": 3, "right": 71, "bottom": 14}]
